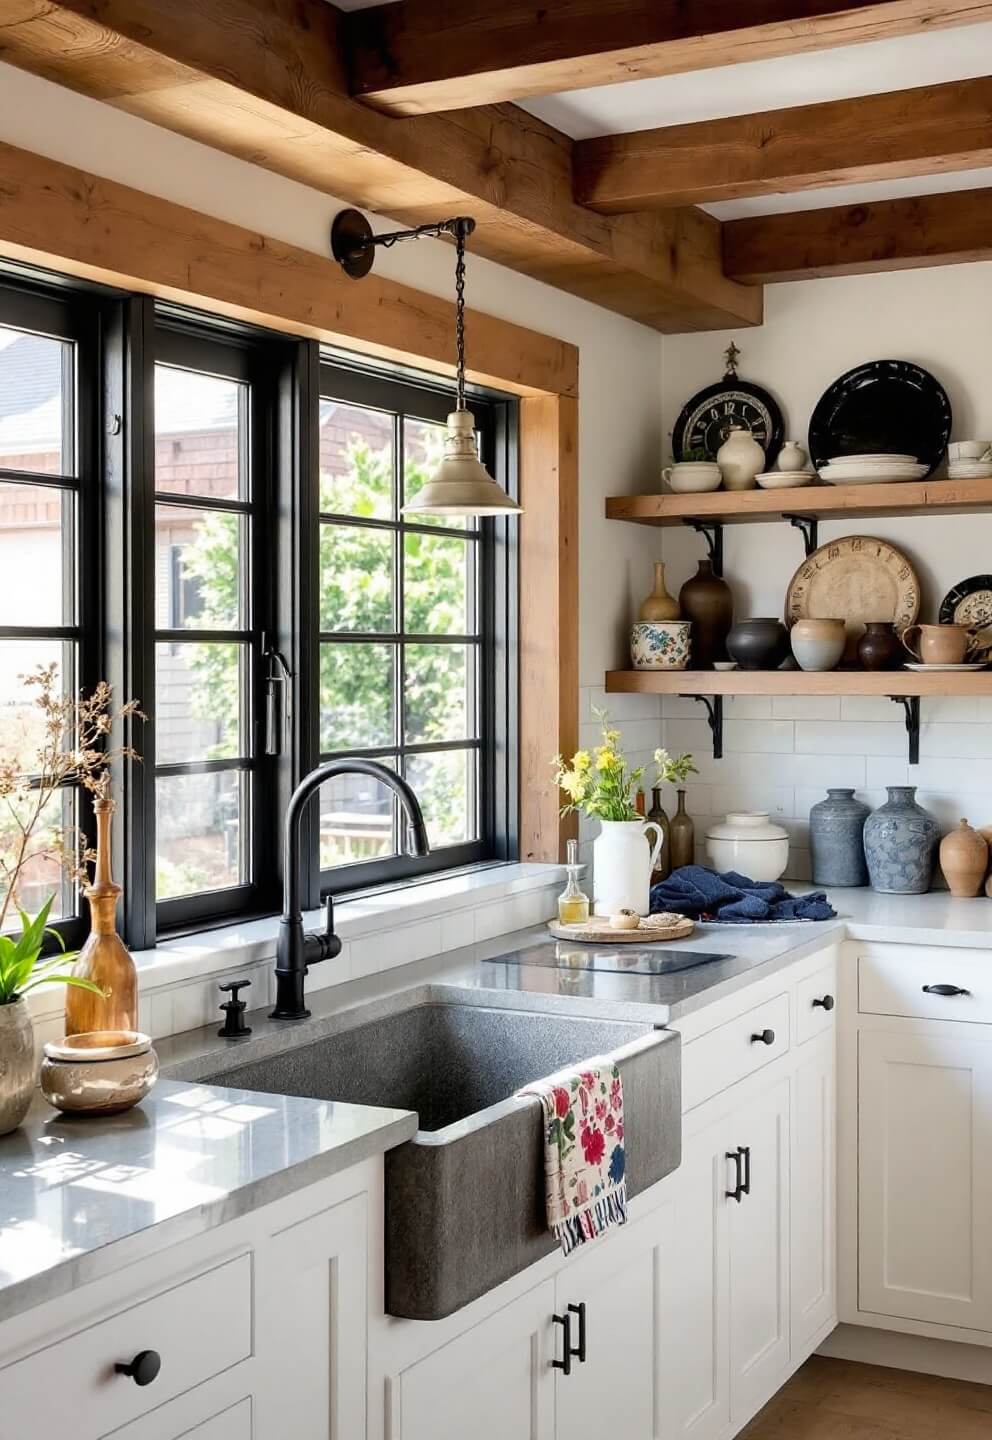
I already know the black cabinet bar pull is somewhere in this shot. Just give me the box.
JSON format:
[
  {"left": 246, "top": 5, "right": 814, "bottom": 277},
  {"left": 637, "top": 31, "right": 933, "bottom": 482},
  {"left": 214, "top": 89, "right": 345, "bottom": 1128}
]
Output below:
[
  {"left": 568, "top": 1302, "right": 587, "bottom": 1364},
  {"left": 812, "top": 994, "right": 835, "bottom": 1011},
  {"left": 552, "top": 1312, "right": 572, "bottom": 1375},
  {"left": 725, "top": 1148, "right": 745, "bottom": 1202},
  {"left": 115, "top": 1350, "right": 161, "bottom": 1387},
  {"left": 922, "top": 984, "right": 971, "bottom": 997},
  {"left": 750, "top": 1028, "right": 775, "bottom": 1046},
  {"left": 741, "top": 1144, "right": 751, "bottom": 1197}
]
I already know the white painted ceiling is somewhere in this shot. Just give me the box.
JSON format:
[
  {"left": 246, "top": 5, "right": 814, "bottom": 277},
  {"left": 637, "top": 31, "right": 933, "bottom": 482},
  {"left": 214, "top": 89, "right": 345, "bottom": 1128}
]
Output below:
[{"left": 332, "top": 9, "right": 992, "bottom": 219}]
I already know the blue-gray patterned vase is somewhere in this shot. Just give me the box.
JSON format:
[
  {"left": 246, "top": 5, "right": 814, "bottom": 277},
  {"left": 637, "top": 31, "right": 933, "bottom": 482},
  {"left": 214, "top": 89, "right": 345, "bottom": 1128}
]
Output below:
[
  {"left": 809, "top": 789, "right": 871, "bottom": 887},
  {"left": 863, "top": 785, "right": 939, "bottom": 894}
]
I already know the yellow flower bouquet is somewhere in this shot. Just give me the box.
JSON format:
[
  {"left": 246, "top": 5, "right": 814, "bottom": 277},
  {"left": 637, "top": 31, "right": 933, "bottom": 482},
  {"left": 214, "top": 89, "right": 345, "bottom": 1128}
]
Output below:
[{"left": 553, "top": 711, "right": 645, "bottom": 822}]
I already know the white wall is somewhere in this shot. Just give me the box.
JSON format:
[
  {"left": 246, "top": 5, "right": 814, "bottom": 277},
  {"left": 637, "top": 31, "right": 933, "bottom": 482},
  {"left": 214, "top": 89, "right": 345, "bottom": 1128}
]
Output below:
[{"left": 657, "top": 266, "right": 992, "bottom": 879}]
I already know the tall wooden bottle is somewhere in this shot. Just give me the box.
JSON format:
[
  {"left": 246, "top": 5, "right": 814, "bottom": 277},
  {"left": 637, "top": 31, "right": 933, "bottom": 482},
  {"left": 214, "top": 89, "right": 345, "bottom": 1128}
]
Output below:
[{"left": 65, "top": 799, "right": 137, "bottom": 1035}]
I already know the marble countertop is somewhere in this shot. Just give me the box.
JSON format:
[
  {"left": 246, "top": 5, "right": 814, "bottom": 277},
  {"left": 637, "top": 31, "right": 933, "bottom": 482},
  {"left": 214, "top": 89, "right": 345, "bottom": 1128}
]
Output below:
[{"left": 0, "top": 1079, "right": 416, "bottom": 1325}]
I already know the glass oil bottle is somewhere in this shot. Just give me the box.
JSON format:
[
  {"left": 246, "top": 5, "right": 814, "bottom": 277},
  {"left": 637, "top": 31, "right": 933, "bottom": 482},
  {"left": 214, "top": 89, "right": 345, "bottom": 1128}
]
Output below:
[{"left": 557, "top": 838, "right": 590, "bottom": 926}]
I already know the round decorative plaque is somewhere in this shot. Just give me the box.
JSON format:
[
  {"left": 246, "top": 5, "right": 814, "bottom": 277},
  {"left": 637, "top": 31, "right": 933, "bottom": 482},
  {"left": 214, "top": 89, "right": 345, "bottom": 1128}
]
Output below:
[{"left": 785, "top": 536, "right": 920, "bottom": 649}]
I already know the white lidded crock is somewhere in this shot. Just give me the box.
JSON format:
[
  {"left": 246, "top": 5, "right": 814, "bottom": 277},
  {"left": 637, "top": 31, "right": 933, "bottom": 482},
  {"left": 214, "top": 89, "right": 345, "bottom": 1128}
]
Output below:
[{"left": 705, "top": 811, "right": 789, "bottom": 882}]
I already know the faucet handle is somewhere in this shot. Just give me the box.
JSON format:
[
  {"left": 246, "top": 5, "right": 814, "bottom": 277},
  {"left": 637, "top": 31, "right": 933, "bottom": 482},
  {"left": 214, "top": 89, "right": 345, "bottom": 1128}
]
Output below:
[
  {"left": 325, "top": 894, "right": 335, "bottom": 936},
  {"left": 218, "top": 978, "right": 252, "bottom": 1039}
]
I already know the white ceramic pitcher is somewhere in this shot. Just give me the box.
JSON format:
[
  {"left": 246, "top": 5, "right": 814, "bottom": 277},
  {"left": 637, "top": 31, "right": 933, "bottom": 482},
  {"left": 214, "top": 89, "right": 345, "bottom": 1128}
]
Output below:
[{"left": 592, "top": 819, "right": 664, "bottom": 916}]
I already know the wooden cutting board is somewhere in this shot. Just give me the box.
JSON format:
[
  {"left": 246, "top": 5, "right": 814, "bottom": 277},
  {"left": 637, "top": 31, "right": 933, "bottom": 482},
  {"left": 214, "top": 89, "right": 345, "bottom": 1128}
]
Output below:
[{"left": 547, "top": 916, "right": 694, "bottom": 944}]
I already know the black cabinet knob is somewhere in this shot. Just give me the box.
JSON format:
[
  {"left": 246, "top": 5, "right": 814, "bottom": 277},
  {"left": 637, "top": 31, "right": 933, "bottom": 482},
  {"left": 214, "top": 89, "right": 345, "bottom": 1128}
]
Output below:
[
  {"left": 750, "top": 1028, "right": 776, "bottom": 1046},
  {"left": 922, "top": 984, "right": 970, "bottom": 997},
  {"left": 115, "top": 1350, "right": 161, "bottom": 1387},
  {"left": 812, "top": 994, "right": 835, "bottom": 1011}
]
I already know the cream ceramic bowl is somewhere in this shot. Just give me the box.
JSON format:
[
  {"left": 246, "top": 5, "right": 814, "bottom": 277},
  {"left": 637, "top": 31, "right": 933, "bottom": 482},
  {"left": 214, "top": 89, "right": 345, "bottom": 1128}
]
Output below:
[
  {"left": 661, "top": 462, "right": 722, "bottom": 494},
  {"left": 630, "top": 620, "right": 691, "bottom": 670},
  {"left": 705, "top": 812, "right": 790, "bottom": 882},
  {"left": 40, "top": 1030, "right": 158, "bottom": 1116},
  {"left": 949, "top": 441, "right": 990, "bottom": 461}
]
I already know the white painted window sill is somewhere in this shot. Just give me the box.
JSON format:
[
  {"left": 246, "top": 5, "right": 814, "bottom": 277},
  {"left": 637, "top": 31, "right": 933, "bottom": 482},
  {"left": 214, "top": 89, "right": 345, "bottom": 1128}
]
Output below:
[{"left": 28, "top": 862, "right": 566, "bottom": 1025}]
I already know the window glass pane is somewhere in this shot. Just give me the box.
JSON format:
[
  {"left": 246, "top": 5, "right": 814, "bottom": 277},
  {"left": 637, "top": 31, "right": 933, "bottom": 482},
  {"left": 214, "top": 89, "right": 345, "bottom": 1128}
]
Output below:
[
  {"left": 0, "top": 326, "right": 73, "bottom": 476},
  {"left": 156, "top": 643, "right": 243, "bottom": 765},
  {"left": 319, "top": 642, "right": 394, "bottom": 753},
  {"left": 0, "top": 786, "right": 76, "bottom": 930},
  {"left": 156, "top": 770, "right": 246, "bottom": 899},
  {"left": 403, "top": 416, "right": 465, "bottom": 530},
  {"left": 0, "top": 481, "right": 72, "bottom": 625},
  {"left": 154, "top": 365, "right": 247, "bottom": 501},
  {"left": 319, "top": 400, "right": 393, "bottom": 519},
  {"left": 155, "top": 506, "right": 243, "bottom": 630},
  {"left": 405, "top": 644, "right": 470, "bottom": 744},
  {"left": 318, "top": 760, "right": 398, "bottom": 870},
  {"left": 406, "top": 749, "right": 474, "bottom": 849},
  {"left": 0, "top": 640, "right": 73, "bottom": 773},
  {"left": 320, "top": 523, "right": 392, "bottom": 633},
  {"left": 403, "top": 531, "right": 469, "bottom": 635}
]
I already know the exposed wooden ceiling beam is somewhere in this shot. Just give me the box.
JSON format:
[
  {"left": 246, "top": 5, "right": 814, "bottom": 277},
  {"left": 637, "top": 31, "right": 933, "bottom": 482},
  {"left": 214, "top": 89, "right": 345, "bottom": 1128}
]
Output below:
[
  {"left": 0, "top": 0, "right": 760, "bottom": 333},
  {"left": 575, "top": 75, "right": 992, "bottom": 212},
  {"left": 724, "top": 186, "right": 992, "bottom": 282},
  {"left": 346, "top": 0, "right": 992, "bottom": 116}
]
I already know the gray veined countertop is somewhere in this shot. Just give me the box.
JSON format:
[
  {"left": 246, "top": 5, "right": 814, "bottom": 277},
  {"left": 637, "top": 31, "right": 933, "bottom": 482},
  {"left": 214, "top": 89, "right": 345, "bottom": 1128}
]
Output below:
[{"left": 0, "top": 1080, "right": 416, "bottom": 1326}]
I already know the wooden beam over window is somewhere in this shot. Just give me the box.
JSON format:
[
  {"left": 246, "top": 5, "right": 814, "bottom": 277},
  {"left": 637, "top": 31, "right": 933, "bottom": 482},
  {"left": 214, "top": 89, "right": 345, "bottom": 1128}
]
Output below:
[
  {"left": 0, "top": 0, "right": 760, "bottom": 333},
  {"left": 346, "top": 0, "right": 992, "bottom": 115},
  {"left": 724, "top": 187, "right": 992, "bottom": 283},
  {"left": 575, "top": 76, "right": 992, "bottom": 212}
]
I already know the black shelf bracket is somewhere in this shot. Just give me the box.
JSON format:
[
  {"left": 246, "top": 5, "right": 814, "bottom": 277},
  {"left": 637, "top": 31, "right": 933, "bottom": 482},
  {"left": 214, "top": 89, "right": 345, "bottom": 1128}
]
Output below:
[
  {"left": 890, "top": 695, "right": 920, "bottom": 765},
  {"left": 688, "top": 694, "right": 723, "bottom": 760},
  {"left": 785, "top": 514, "right": 819, "bottom": 558},
  {"left": 683, "top": 519, "right": 723, "bottom": 577}
]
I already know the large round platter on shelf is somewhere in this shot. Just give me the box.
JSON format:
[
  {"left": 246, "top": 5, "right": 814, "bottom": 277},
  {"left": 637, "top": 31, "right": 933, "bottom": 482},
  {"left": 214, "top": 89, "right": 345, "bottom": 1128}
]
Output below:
[
  {"left": 673, "top": 378, "right": 784, "bottom": 469},
  {"left": 939, "top": 575, "right": 992, "bottom": 628},
  {"left": 785, "top": 536, "right": 920, "bottom": 658},
  {"left": 808, "top": 360, "right": 951, "bottom": 476}
]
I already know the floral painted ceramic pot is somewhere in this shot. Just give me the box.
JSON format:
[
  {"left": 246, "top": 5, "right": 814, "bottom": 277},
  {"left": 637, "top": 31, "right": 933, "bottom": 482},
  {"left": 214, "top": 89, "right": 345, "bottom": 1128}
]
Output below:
[
  {"left": 863, "top": 786, "right": 940, "bottom": 894},
  {"left": 630, "top": 620, "right": 691, "bottom": 670}
]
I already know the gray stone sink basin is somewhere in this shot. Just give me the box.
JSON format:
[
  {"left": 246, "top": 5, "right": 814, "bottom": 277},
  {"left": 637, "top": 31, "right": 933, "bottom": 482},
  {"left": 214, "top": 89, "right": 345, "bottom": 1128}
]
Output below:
[{"left": 209, "top": 999, "right": 680, "bottom": 1319}]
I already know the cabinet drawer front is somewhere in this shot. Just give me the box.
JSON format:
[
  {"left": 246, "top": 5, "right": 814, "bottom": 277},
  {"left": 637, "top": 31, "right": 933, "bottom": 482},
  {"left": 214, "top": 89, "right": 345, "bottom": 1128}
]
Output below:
[
  {"left": 682, "top": 993, "right": 790, "bottom": 1111},
  {"left": 1, "top": 1253, "right": 252, "bottom": 1439},
  {"left": 795, "top": 964, "right": 837, "bottom": 1046},
  {"left": 859, "top": 949, "right": 992, "bottom": 1023}
]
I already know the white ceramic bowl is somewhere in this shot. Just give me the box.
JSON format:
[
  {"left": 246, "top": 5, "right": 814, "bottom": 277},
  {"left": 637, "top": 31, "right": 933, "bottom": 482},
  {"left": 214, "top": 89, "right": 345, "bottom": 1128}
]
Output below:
[
  {"left": 949, "top": 441, "right": 990, "bottom": 461},
  {"left": 755, "top": 471, "right": 816, "bottom": 490},
  {"left": 661, "top": 462, "right": 722, "bottom": 494},
  {"left": 705, "top": 811, "right": 790, "bottom": 882},
  {"left": 630, "top": 620, "right": 691, "bottom": 670}
]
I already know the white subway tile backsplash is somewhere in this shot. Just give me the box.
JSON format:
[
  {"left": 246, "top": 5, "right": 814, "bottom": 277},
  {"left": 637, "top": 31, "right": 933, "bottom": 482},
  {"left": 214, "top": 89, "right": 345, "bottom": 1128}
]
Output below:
[
  {"left": 920, "top": 724, "right": 992, "bottom": 759},
  {"left": 771, "top": 695, "right": 841, "bottom": 721},
  {"left": 708, "top": 783, "right": 794, "bottom": 818},
  {"left": 724, "top": 720, "right": 795, "bottom": 754},
  {"left": 795, "top": 721, "right": 906, "bottom": 756}
]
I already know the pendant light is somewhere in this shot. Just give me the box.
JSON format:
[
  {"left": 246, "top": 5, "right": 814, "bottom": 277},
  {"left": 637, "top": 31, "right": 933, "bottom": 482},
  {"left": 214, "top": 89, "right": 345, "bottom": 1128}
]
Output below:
[{"left": 330, "top": 209, "right": 522, "bottom": 517}]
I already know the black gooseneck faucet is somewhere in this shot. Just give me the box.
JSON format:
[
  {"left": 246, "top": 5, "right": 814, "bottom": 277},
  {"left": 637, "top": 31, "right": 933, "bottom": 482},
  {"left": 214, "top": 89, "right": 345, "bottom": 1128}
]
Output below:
[{"left": 272, "top": 759, "right": 431, "bottom": 1020}]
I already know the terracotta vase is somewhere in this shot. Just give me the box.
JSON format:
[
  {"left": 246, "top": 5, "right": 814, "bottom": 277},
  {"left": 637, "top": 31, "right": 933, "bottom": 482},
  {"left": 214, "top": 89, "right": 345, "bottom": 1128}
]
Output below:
[
  {"left": 857, "top": 621, "right": 900, "bottom": 671},
  {"left": 647, "top": 786, "right": 671, "bottom": 883},
  {"left": 65, "top": 798, "right": 137, "bottom": 1036},
  {"left": 678, "top": 559, "right": 733, "bottom": 669},
  {"left": 669, "top": 790, "right": 695, "bottom": 871},
  {"left": 638, "top": 561, "right": 680, "bottom": 622},
  {"left": 0, "top": 1000, "right": 35, "bottom": 1136},
  {"left": 939, "top": 819, "right": 989, "bottom": 897}
]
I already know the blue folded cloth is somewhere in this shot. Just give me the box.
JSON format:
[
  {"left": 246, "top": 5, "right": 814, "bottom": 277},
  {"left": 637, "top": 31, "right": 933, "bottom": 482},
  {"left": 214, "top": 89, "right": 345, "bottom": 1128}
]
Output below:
[{"left": 650, "top": 865, "right": 836, "bottom": 925}]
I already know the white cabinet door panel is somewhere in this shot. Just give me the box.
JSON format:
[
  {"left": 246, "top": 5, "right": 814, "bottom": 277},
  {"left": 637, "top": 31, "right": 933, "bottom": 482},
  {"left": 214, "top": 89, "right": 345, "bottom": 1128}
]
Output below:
[
  {"left": 859, "top": 1029, "right": 992, "bottom": 1331},
  {"left": 791, "top": 1038, "right": 836, "bottom": 1352}
]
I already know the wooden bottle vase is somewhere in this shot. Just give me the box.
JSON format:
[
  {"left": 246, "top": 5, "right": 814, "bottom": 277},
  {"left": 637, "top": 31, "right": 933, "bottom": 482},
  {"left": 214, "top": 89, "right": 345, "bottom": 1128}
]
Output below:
[{"left": 64, "top": 799, "right": 138, "bottom": 1036}]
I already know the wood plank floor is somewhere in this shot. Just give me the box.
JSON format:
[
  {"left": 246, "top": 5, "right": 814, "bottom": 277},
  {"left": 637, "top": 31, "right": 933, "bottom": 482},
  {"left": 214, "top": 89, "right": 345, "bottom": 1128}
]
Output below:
[{"left": 740, "top": 1357, "right": 992, "bottom": 1439}]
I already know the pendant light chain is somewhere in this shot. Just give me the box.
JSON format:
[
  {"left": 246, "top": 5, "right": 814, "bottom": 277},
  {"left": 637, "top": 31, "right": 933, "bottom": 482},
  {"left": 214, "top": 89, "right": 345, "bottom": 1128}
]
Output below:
[{"left": 455, "top": 219, "right": 468, "bottom": 412}]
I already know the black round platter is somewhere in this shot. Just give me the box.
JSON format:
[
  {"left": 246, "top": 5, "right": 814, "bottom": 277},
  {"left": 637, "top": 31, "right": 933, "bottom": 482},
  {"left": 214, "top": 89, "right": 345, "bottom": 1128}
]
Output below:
[{"left": 808, "top": 359, "right": 952, "bottom": 476}]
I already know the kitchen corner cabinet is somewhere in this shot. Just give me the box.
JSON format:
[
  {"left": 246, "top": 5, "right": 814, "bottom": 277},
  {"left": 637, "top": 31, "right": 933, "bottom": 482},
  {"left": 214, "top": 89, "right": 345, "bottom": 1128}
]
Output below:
[{"left": 791, "top": 1033, "right": 836, "bottom": 1353}]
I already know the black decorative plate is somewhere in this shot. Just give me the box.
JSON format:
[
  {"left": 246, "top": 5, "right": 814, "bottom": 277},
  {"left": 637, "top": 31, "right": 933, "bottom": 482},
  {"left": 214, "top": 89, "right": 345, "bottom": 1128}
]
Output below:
[
  {"left": 808, "top": 360, "right": 951, "bottom": 476},
  {"left": 940, "top": 575, "right": 992, "bottom": 628}
]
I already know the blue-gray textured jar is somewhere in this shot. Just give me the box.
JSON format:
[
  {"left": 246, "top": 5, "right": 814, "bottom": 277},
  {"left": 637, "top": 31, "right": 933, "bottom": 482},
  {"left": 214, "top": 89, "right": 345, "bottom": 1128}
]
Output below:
[
  {"left": 809, "top": 789, "right": 871, "bottom": 887},
  {"left": 863, "top": 785, "right": 940, "bottom": 894}
]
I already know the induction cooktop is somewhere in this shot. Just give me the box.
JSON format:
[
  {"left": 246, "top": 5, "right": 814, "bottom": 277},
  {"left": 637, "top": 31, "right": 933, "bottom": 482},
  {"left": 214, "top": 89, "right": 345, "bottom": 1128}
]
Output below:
[{"left": 518, "top": 944, "right": 732, "bottom": 978}]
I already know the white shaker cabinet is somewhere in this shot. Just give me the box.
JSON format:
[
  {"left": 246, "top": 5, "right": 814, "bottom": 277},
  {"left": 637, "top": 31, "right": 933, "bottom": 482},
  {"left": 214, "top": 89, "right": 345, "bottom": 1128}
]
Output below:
[
  {"left": 858, "top": 1027, "right": 992, "bottom": 1332},
  {"left": 790, "top": 1032, "right": 836, "bottom": 1354}
]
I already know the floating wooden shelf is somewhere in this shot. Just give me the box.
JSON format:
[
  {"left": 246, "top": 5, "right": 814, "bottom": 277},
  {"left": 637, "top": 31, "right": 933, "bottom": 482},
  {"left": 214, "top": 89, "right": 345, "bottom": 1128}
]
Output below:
[
  {"left": 605, "top": 669, "right": 992, "bottom": 697},
  {"left": 605, "top": 476, "right": 992, "bottom": 527}
]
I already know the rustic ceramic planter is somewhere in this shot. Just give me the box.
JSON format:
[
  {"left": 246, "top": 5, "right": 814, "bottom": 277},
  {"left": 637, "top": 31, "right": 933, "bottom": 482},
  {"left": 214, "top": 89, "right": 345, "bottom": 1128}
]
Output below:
[
  {"left": 863, "top": 786, "right": 940, "bottom": 894},
  {"left": 0, "top": 1000, "right": 36, "bottom": 1136},
  {"left": 40, "top": 1030, "right": 158, "bottom": 1116},
  {"left": 726, "top": 618, "right": 790, "bottom": 671},
  {"left": 809, "top": 789, "right": 870, "bottom": 887},
  {"left": 630, "top": 620, "right": 691, "bottom": 670},
  {"left": 790, "top": 617, "right": 845, "bottom": 672},
  {"left": 939, "top": 820, "right": 989, "bottom": 897}
]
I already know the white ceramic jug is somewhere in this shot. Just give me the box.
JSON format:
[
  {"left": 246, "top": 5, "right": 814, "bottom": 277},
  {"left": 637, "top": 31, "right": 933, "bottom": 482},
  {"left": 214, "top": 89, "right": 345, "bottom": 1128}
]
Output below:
[
  {"left": 716, "top": 425, "right": 765, "bottom": 491},
  {"left": 592, "top": 819, "right": 664, "bottom": 916}
]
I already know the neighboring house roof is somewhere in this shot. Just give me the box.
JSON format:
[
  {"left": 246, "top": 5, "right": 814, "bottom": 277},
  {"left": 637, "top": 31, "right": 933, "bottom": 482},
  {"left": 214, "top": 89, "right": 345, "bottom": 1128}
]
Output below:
[{"left": 0, "top": 330, "right": 67, "bottom": 460}]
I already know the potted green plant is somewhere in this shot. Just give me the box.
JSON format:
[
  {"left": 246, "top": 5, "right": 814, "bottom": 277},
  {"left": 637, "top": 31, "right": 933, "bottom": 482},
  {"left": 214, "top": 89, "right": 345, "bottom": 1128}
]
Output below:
[{"left": 0, "top": 666, "right": 141, "bottom": 1135}]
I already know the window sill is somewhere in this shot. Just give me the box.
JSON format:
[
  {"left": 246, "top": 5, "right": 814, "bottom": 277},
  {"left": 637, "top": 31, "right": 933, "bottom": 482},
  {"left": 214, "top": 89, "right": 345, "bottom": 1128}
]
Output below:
[{"left": 27, "top": 862, "right": 566, "bottom": 1025}]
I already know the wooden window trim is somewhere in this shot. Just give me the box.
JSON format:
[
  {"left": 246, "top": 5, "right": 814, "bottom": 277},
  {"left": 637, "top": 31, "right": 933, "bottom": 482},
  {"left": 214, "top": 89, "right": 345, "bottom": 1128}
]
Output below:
[{"left": 0, "top": 141, "right": 577, "bottom": 862}]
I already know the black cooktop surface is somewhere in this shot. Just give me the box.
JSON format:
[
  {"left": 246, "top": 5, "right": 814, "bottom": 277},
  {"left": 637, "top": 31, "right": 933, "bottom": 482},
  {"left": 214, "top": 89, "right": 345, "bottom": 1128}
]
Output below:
[{"left": 519, "top": 945, "right": 732, "bottom": 978}]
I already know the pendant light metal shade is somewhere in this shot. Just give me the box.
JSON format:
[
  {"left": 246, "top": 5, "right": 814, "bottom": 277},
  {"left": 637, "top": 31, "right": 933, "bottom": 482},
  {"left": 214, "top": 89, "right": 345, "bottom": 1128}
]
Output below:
[{"left": 403, "top": 410, "right": 523, "bottom": 516}]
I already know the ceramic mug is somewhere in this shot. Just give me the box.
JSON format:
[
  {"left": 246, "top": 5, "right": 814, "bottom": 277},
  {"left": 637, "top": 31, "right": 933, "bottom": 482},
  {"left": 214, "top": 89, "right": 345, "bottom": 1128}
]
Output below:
[{"left": 901, "top": 623, "right": 979, "bottom": 665}]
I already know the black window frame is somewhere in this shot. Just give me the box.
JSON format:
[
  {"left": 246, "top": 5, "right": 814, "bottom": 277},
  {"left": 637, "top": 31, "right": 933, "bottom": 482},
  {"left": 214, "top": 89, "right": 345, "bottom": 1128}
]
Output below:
[{"left": 312, "top": 357, "right": 518, "bottom": 900}]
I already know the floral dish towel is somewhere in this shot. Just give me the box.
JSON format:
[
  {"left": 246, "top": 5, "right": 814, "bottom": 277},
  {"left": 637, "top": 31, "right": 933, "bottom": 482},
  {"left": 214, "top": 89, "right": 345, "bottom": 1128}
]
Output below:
[{"left": 517, "top": 1059, "right": 627, "bottom": 1256}]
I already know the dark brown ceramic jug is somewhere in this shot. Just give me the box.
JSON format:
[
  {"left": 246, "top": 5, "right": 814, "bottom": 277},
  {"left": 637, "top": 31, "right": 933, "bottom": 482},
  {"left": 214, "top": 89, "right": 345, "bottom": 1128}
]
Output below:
[
  {"left": 857, "top": 621, "right": 900, "bottom": 671},
  {"left": 679, "top": 559, "right": 733, "bottom": 668}
]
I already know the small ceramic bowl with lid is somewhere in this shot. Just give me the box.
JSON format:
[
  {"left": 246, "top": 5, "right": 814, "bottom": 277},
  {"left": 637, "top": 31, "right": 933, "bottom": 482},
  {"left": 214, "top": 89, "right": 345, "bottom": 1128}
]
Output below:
[
  {"left": 704, "top": 812, "right": 790, "bottom": 882},
  {"left": 40, "top": 1030, "right": 159, "bottom": 1116}
]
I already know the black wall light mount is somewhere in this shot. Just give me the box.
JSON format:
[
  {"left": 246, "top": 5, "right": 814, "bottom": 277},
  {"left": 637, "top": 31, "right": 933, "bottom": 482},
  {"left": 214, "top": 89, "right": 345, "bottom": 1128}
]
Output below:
[{"left": 331, "top": 208, "right": 477, "bottom": 280}]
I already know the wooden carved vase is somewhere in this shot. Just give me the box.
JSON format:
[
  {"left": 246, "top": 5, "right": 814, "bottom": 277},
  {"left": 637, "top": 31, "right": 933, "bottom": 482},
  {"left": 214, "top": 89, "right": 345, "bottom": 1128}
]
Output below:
[{"left": 64, "top": 798, "right": 137, "bottom": 1036}]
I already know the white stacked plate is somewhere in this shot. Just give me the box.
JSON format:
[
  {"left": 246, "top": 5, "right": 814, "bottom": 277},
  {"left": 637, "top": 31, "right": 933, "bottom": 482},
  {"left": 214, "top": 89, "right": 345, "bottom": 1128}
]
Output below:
[
  {"left": 820, "top": 453, "right": 927, "bottom": 486},
  {"left": 948, "top": 460, "right": 992, "bottom": 479},
  {"left": 755, "top": 470, "right": 817, "bottom": 490}
]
